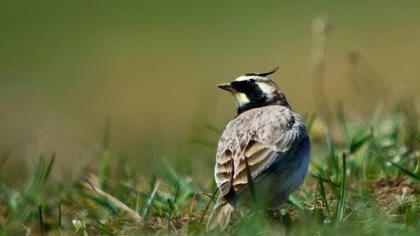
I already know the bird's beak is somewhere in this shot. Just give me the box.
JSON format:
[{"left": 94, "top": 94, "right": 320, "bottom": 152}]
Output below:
[{"left": 217, "top": 82, "right": 235, "bottom": 92}]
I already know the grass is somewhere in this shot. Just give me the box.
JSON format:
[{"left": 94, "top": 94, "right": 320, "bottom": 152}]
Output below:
[{"left": 0, "top": 101, "right": 419, "bottom": 236}]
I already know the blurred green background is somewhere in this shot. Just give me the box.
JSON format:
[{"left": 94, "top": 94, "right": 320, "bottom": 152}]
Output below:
[{"left": 0, "top": 0, "right": 419, "bottom": 182}]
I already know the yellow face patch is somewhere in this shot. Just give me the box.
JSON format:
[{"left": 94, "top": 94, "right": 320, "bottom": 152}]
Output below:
[{"left": 233, "top": 92, "right": 249, "bottom": 107}]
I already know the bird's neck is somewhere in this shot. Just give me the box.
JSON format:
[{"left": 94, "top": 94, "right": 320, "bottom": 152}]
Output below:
[{"left": 236, "top": 92, "right": 290, "bottom": 115}]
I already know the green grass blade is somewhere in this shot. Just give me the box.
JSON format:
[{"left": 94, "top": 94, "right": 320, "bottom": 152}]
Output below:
[
  {"left": 99, "top": 117, "right": 111, "bottom": 189},
  {"left": 135, "top": 191, "right": 141, "bottom": 213},
  {"left": 336, "top": 153, "right": 347, "bottom": 223},
  {"left": 304, "top": 113, "right": 317, "bottom": 132},
  {"left": 318, "top": 176, "right": 330, "bottom": 216},
  {"left": 173, "top": 176, "right": 180, "bottom": 205},
  {"left": 24, "top": 155, "right": 47, "bottom": 203},
  {"left": 326, "top": 130, "right": 339, "bottom": 176},
  {"left": 189, "top": 138, "right": 217, "bottom": 148},
  {"left": 350, "top": 127, "right": 372, "bottom": 154},
  {"left": 43, "top": 153, "right": 56, "bottom": 181},
  {"left": 310, "top": 173, "right": 340, "bottom": 189},
  {"left": 163, "top": 162, "right": 195, "bottom": 202},
  {"left": 58, "top": 200, "right": 62, "bottom": 230},
  {"left": 414, "top": 158, "right": 420, "bottom": 176},
  {"left": 39, "top": 205, "right": 44, "bottom": 236},
  {"left": 288, "top": 195, "right": 304, "bottom": 210},
  {"left": 99, "top": 150, "right": 111, "bottom": 189},
  {"left": 337, "top": 102, "right": 350, "bottom": 141},
  {"left": 380, "top": 156, "right": 420, "bottom": 181},
  {"left": 204, "top": 123, "right": 223, "bottom": 135}
]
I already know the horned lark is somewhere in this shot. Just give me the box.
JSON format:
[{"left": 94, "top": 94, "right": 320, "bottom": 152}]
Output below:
[{"left": 207, "top": 68, "right": 310, "bottom": 230}]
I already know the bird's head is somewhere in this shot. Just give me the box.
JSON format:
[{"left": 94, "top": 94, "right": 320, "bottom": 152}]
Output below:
[{"left": 217, "top": 68, "right": 289, "bottom": 114}]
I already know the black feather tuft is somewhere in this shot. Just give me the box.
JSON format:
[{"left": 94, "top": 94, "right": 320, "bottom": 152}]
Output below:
[
  {"left": 245, "top": 67, "right": 279, "bottom": 77},
  {"left": 256, "top": 67, "right": 279, "bottom": 77}
]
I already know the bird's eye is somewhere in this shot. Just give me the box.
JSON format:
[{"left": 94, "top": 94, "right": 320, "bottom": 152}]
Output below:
[{"left": 248, "top": 79, "right": 255, "bottom": 83}]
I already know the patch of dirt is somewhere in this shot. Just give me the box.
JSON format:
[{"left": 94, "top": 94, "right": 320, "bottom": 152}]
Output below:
[{"left": 372, "top": 176, "right": 419, "bottom": 210}]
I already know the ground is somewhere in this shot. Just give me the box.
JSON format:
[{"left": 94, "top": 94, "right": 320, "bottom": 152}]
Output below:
[{"left": 0, "top": 103, "right": 419, "bottom": 235}]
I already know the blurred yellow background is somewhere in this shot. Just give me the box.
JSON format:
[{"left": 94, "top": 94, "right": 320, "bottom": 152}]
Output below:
[{"left": 0, "top": 1, "right": 419, "bottom": 181}]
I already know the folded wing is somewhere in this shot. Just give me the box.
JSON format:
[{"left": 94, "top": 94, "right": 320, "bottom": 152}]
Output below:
[{"left": 214, "top": 106, "right": 307, "bottom": 199}]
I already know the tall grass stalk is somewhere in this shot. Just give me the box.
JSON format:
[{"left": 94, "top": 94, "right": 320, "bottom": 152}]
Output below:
[
  {"left": 38, "top": 205, "right": 44, "bottom": 236},
  {"left": 336, "top": 153, "right": 347, "bottom": 223}
]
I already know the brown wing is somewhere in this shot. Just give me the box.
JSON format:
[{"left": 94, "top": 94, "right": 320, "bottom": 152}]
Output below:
[
  {"left": 214, "top": 147, "right": 234, "bottom": 196},
  {"left": 214, "top": 106, "right": 307, "bottom": 199}
]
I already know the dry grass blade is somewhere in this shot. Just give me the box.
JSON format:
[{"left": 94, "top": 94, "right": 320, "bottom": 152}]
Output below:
[
  {"left": 199, "top": 188, "right": 218, "bottom": 224},
  {"left": 141, "top": 179, "right": 161, "bottom": 219},
  {"left": 81, "top": 178, "right": 143, "bottom": 222}
]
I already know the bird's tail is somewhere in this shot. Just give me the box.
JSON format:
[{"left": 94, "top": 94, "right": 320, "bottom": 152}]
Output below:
[{"left": 206, "top": 200, "right": 235, "bottom": 231}]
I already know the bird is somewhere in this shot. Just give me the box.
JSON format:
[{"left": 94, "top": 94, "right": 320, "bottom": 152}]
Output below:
[{"left": 207, "top": 68, "right": 311, "bottom": 231}]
